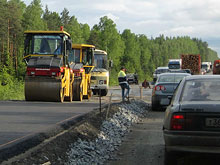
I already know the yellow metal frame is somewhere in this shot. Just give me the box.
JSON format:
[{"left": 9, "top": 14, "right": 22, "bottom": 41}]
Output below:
[
  {"left": 24, "top": 54, "right": 63, "bottom": 60},
  {"left": 72, "top": 44, "right": 95, "bottom": 98},
  {"left": 24, "top": 30, "right": 71, "bottom": 37}
]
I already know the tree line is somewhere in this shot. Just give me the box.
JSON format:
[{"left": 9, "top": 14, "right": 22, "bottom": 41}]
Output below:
[{"left": 0, "top": 0, "right": 218, "bottom": 99}]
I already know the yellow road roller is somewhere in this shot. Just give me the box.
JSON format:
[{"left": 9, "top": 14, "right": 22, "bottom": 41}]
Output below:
[
  {"left": 23, "top": 27, "right": 74, "bottom": 102},
  {"left": 70, "top": 44, "right": 95, "bottom": 101}
]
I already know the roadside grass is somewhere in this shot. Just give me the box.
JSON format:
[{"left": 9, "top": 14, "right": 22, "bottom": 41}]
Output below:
[{"left": 0, "top": 80, "right": 24, "bottom": 100}]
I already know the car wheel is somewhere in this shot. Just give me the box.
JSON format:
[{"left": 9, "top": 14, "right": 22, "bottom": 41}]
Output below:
[
  {"left": 151, "top": 102, "right": 159, "bottom": 111},
  {"left": 164, "top": 149, "right": 182, "bottom": 165}
]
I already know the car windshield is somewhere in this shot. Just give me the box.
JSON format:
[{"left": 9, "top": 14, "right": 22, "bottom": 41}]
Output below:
[
  {"left": 69, "top": 48, "right": 80, "bottom": 63},
  {"left": 32, "top": 35, "right": 62, "bottom": 55},
  {"left": 181, "top": 79, "right": 220, "bottom": 101},
  {"left": 168, "top": 63, "right": 180, "bottom": 69},
  {"left": 94, "top": 54, "right": 108, "bottom": 69},
  {"left": 158, "top": 74, "right": 187, "bottom": 83}
]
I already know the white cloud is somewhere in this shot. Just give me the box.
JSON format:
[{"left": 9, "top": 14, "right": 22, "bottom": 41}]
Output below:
[{"left": 22, "top": 0, "right": 220, "bottom": 54}]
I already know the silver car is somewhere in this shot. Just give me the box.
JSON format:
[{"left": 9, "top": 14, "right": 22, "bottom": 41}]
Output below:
[
  {"left": 163, "top": 75, "right": 220, "bottom": 164},
  {"left": 151, "top": 72, "right": 190, "bottom": 111},
  {"left": 153, "top": 67, "right": 170, "bottom": 82}
]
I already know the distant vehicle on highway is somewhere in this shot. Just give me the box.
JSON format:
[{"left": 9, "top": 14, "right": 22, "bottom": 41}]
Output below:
[
  {"left": 163, "top": 75, "right": 220, "bottom": 164},
  {"left": 151, "top": 72, "right": 190, "bottom": 111},
  {"left": 201, "top": 68, "right": 207, "bottom": 75},
  {"left": 168, "top": 59, "right": 182, "bottom": 69},
  {"left": 213, "top": 59, "right": 220, "bottom": 74},
  {"left": 153, "top": 67, "right": 170, "bottom": 82},
  {"left": 127, "top": 73, "right": 138, "bottom": 84},
  {"left": 201, "top": 62, "right": 212, "bottom": 73},
  {"left": 169, "top": 69, "right": 191, "bottom": 74},
  {"left": 182, "top": 69, "right": 191, "bottom": 74}
]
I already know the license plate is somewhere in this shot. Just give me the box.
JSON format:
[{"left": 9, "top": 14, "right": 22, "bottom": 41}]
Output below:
[
  {"left": 206, "top": 118, "right": 220, "bottom": 127},
  {"left": 160, "top": 98, "right": 170, "bottom": 105}
]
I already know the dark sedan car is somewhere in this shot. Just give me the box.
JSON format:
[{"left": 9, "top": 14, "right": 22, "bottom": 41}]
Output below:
[
  {"left": 163, "top": 75, "right": 220, "bottom": 164},
  {"left": 127, "top": 73, "right": 138, "bottom": 84},
  {"left": 151, "top": 72, "right": 190, "bottom": 111}
]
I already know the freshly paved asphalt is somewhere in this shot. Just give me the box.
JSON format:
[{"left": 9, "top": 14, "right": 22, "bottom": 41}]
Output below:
[
  {"left": 0, "top": 84, "right": 151, "bottom": 162},
  {"left": 0, "top": 101, "right": 99, "bottom": 149}
]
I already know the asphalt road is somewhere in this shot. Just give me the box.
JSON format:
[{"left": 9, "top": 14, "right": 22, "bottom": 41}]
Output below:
[
  {"left": 0, "top": 101, "right": 99, "bottom": 149},
  {"left": 0, "top": 84, "right": 152, "bottom": 163},
  {"left": 107, "top": 110, "right": 165, "bottom": 165},
  {"left": 0, "top": 84, "right": 148, "bottom": 150}
]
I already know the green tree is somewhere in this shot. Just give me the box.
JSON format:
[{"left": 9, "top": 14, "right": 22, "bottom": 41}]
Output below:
[
  {"left": 22, "top": 0, "right": 46, "bottom": 30},
  {"left": 43, "top": 5, "right": 61, "bottom": 30},
  {"left": 94, "top": 16, "right": 125, "bottom": 84},
  {"left": 60, "top": 8, "right": 70, "bottom": 27},
  {"left": 66, "top": 16, "right": 83, "bottom": 43},
  {"left": 80, "top": 23, "right": 90, "bottom": 43}
]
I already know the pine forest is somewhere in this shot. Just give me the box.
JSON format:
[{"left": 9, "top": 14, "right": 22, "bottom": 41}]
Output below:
[{"left": 0, "top": 0, "right": 218, "bottom": 100}]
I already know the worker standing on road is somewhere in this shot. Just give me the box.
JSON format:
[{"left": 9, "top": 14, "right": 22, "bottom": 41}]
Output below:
[{"left": 118, "top": 67, "right": 130, "bottom": 102}]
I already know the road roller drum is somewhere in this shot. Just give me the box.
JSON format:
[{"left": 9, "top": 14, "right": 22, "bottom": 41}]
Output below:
[{"left": 25, "top": 76, "right": 64, "bottom": 102}]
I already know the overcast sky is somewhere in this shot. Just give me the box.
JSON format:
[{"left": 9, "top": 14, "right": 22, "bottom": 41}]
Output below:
[{"left": 23, "top": 0, "right": 220, "bottom": 56}]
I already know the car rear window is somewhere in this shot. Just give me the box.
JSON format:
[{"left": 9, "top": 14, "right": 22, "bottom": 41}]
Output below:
[
  {"left": 155, "top": 69, "right": 169, "bottom": 74},
  {"left": 181, "top": 79, "right": 220, "bottom": 101},
  {"left": 158, "top": 75, "right": 187, "bottom": 83}
]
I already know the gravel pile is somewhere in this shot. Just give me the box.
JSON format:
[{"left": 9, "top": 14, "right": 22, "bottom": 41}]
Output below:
[{"left": 66, "top": 100, "right": 149, "bottom": 165}]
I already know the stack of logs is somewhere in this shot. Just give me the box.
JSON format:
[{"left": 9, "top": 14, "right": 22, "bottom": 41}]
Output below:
[{"left": 181, "top": 54, "right": 201, "bottom": 75}]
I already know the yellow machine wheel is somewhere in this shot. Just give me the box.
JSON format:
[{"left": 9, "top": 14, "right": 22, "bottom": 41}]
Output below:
[{"left": 73, "top": 79, "right": 83, "bottom": 101}]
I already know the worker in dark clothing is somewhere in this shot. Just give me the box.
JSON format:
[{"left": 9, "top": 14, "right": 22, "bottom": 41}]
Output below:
[{"left": 118, "top": 67, "right": 130, "bottom": 101}]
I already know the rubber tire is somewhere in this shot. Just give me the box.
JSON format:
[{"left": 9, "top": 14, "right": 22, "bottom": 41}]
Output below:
[
  {"left": 101, "top": 89, "right": 108, "bottom": 96},
  {"left": 92, "top": 90, "right": 97, "bottom": 95},
  {"left": 164, "top": 149, "right": 181, "bottom": 165},
  {"left": 73, "top": 79, "right": 83, "bottom": 101},
  {"left": 151, "top": 102, "right": 159, "bottom": 111}
]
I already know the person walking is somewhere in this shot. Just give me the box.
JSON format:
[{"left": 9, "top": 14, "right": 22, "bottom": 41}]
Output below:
[{"left": 118, "top": 67, "right": 130, "bottom": 101}]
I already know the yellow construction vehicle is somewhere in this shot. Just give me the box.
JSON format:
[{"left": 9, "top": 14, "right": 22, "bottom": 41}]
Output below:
[
  {"left": 91, "top": 49, "right": 111, "bottom": 96},
  {"left": 70, "top": 44, "right": 95, "bottom": 101},
  {"left": 23, "top": 27, "right": 74, "bottom": 102}
]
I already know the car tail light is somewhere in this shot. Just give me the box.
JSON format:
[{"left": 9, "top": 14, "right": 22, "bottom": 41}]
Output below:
[
  {"left": 154, "top": 85, "right": 166, "bottom": 91},
  {"left": 104, "top": 80, "right": 107, "bottom": 84},
  {"left": 171, "top": 114, "right": 185, "bottom": 130}
]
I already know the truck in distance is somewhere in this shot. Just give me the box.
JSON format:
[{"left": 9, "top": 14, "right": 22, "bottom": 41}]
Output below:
[
  {"left": 90, "top": 49, "right": 111, "bottom": 96},
  {"left": 181, "top": 54, "right": 201, "bottom": 75},
  {"left": 168, "top": 59, "right": 182, "bottom": 69}
]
